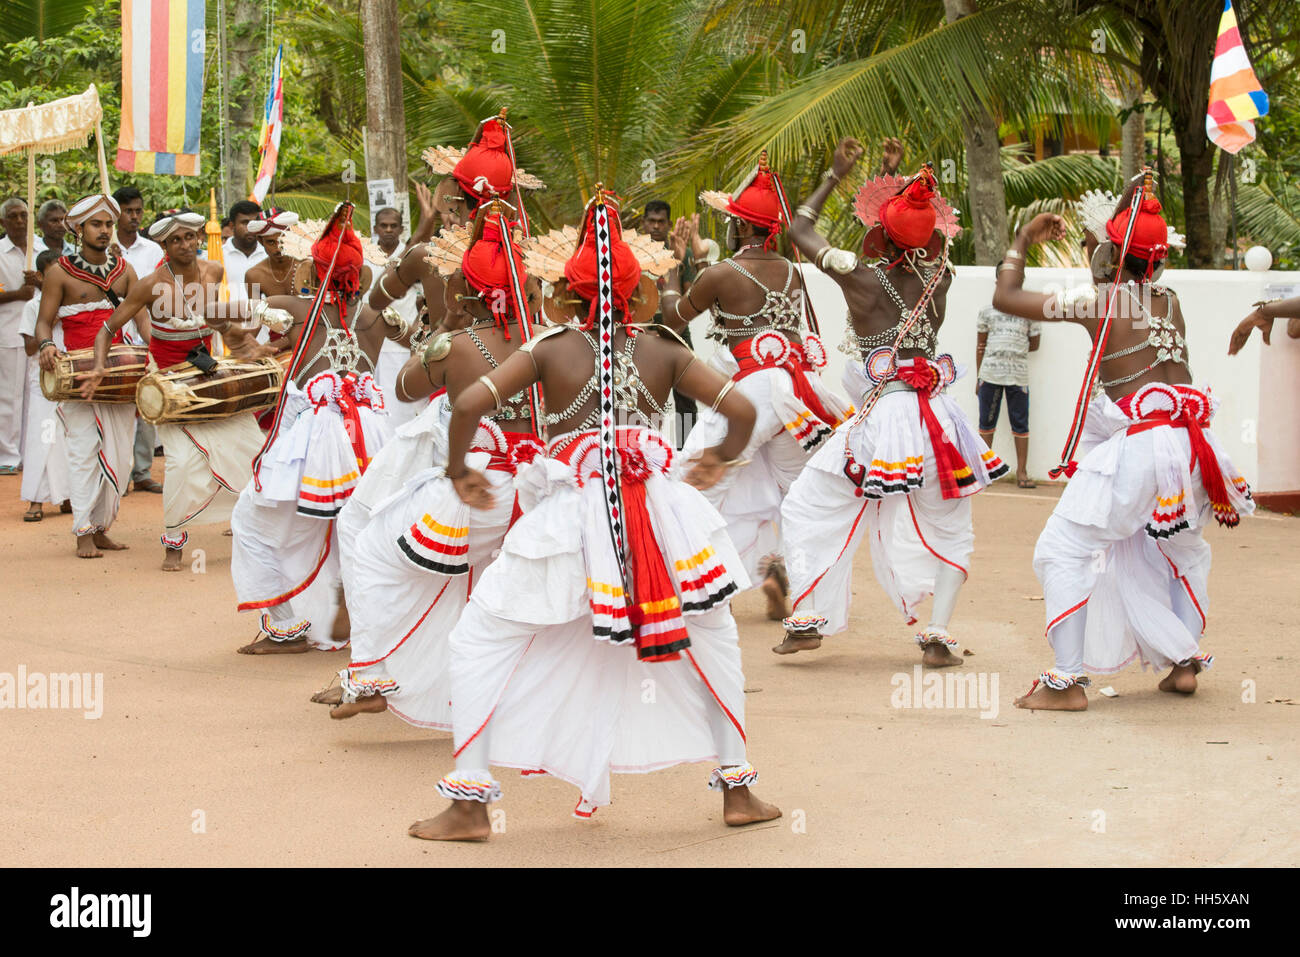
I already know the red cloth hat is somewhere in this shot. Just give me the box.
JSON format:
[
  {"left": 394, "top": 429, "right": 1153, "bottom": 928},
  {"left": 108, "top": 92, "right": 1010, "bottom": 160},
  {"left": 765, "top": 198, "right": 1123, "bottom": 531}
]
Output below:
[
  {"left": 726, "top": 154, "right": 785, "bottom": 232},
  {"left": 1106, "top": 193, "right": 1170, "bottom": 275},
  {"left": 311, "top": 204, "right": 365, "bottom": 299},
  {"left": 452, "top": 118, "right": 516, "bottom": 204},
  {"left": 462, "top": 214, "right": 528, "bottom": 323},
  {"left": 879, "top": 166, "right": 938, "bottom": 250},
  {"left": 564, "top": 192, "right": 642, "bottom": 329}
]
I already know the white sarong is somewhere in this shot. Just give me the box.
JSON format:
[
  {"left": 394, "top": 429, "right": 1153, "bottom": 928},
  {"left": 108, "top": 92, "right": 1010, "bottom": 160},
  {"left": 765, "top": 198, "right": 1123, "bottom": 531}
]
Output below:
[
  {"left": 231, "top": 370, "right": 391, "bottom": 647},
  {"left": 782, "top": 358, "right": 1005, "bottom": 633},
  {"left": 22, "top": 354, "right": 69, "bottom": 504},
  {"left": 680, "top": 343, "right": 851, "bottom": 584},
  {"left": 447, "top": 425, "right": 752, "bottom": 811},
  {"left": 58, "top": 400, "right": 134, "bottom": 537},
  {"left": 1033, "top": 384, "right": 1252, "bottom": 675},
  {"left": 156, "top": 413, "right": 264, "bottom": 548}
]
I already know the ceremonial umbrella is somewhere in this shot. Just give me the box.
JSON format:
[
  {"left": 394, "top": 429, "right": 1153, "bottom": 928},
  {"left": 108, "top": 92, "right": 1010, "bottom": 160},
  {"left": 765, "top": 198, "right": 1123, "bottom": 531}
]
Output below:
[{"left": 0, "top": 85, "right": 110, "bottom": 269}]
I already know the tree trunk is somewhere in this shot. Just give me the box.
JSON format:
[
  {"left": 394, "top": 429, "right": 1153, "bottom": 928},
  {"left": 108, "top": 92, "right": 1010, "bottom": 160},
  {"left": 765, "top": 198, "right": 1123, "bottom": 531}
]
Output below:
[
  {"left": 360, "top": 0, "right": 408, "bottom": 231},
  {"left": 943, "top": 0, "right": 1007, "bottom": 265},
  {"left": 224, "top": 0, "right": 264, "bottom": 209},
  {"left": 1119, "top": 72, "right": 1144, "bottom": 184},
  {"left": 1173, "top": 111, "right": 1217, "bottom": 268}
]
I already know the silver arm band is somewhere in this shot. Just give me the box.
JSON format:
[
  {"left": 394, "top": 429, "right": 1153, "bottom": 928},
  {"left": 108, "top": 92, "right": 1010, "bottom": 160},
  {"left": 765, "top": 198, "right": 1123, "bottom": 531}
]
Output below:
[
  {"left": 478, "top": 374, "right": 503, "bottom": 413},
  {"left": 711, "top": 379, "right": 736, "bottom": 413}
]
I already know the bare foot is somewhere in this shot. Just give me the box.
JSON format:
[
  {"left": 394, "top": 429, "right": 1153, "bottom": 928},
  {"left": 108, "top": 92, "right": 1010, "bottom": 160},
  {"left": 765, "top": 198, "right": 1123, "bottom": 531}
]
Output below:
[
  {"left": 331, "top": 599, "right": 351, "bottom": 642},
  {"left": 772, "top": 631, "right": 822, "bottom": 655},
  {"left": 1015, "top": 683, "right": 1088, "bottom": 711},
  {"left": 161, "top": 547, "right": 183, "bottom": 572},
  {"left": 921, "top": 643, "right": 964, "bottom": 668},
  {"left": 761, "top": 574, "right": 791, "bottom": 621},
  {"left": 76, "top": 533, "right": 102, "bottom": 559},
  {"left": 93, "top": 532, "right": 128, "bottom": 551},
  {"left": 60, "top": 500, "right": 72, "bottom": 514},
  {"left": 311, "top": 683, "right": 343, "bottom": 705},
  {"left": 722, "top": 785, "right": 782, "bottom": 826},
  {"left": 409, "top": 802, "right": 491, "bottom": 842},
  {"left": 237, "top": 635, "right": 311, "bottom": 655},
  {"left": 331, "top": 694, "right": 389, "bottom": 719},
  {"left": 1158, "top": 663, "right": 1198, "bottom": 695},
  {"left": 222, "top": 528, "right": 233, "bottom": 537}
]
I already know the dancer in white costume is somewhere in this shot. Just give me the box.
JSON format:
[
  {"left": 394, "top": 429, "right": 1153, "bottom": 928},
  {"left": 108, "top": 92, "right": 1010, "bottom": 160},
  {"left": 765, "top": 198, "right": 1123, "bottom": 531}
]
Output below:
[
  {"left": 35, "top": 195, "right": 139, "bottom": 559},
  {"left": 778, "top": 139, "right": 1007, "bottom": 663},
  {"left": 88, "top": 209, "right": 270, "bottom": 572},
  {"left": 19, "top": 251, "right": 70, "bottom": 520},
  {"left": 316, "top": 199, "right": 547, "bottom": 721},
  {"left": 408, "top": 188, "right": 780, "bottom": 842},
  {"left": 993, "top": 177, "right": 1252, "bottom": 710},
  {"left": 667, "top": 151, "right": 852, "bottom": 621},
  {"left": 230, "top": 204, "right": 393, "bottom": 654}
]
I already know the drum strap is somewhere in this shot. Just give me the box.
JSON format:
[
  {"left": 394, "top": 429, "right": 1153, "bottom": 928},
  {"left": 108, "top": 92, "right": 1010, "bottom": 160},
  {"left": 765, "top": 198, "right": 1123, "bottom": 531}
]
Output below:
[{"left": 186, "top": 344, "right": 218, "bottom": 374}]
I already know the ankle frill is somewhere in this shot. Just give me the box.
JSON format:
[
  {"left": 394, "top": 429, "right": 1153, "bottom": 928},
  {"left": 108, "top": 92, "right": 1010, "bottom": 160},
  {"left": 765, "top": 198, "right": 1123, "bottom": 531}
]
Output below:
[
  {"left": 708, "top": 763, "right": 759, "bottom": 792},
  {"left": 435, "top": 771, "right": 502, "bottom": 804}
]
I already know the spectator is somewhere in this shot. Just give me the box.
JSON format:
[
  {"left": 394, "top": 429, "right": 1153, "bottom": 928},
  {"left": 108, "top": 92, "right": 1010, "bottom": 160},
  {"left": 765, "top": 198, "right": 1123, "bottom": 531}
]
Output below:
[
  {"left": 0, "top": 197, "right": 39, "bottom": 474},
  {"left": 33, "top": 200, "right": 73, "bottom": 257},
  {"left": 18, "top": 249, "right": 71, "bottom": 519},
  {"left": 976, "top": 303, "right": 1041, "bottom": 488},
  {"left": 222, "top": 200, "right": 264, "bottom": 305}
]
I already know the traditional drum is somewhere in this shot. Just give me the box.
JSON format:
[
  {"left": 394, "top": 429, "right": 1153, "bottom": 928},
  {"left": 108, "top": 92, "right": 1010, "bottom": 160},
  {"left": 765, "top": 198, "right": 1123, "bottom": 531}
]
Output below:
[
  {"left": 40, "top": 344, "right": 150, "bottom": 403},
  {"left": 136, "top": 356, "right": 286, "bottom": 425}
]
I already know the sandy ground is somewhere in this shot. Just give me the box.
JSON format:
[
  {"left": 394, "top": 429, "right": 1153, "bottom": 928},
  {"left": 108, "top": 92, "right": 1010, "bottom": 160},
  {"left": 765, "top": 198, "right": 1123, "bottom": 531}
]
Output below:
[{"left": 2, "top": 465, "right": 1297, "bottom": 868}]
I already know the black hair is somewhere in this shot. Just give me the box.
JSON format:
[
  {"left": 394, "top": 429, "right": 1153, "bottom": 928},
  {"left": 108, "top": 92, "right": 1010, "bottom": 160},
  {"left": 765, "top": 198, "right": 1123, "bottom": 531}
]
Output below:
[
  {"left": 374, "top": 207, "right": 403, "bottom": 224},
  {"left": 227, "top": 199, "right": 261, "bottom": 221},
  {"left": 113, "top": 186, "right": 143, "bottom": 206},
  {"left": 1123, "top": 251, "right": 1164, "bottom": 279},
  {"left": 35, "top": 249, "right": 59, "bottom": 273},
  {"left": 644, "top": 200, "right": 671, "bottom": 219}
]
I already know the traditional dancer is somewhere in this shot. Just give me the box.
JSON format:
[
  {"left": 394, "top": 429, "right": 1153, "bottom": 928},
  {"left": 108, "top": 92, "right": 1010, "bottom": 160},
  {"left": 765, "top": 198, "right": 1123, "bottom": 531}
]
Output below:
[
  {"left": 86, "top": 209, "right": 271, "bottom": 571},
  {"left": 34, "top": 194, "right": 139, "bottom": 559},
  {"left": 19, "top": 250, "right": 70, "bottom": 521},
  {"left": 409, "top": 187, "right": 779, "bottom": 842},
  {"left": 316, "top": 198, "right": 545, "bottom": 720},
  {"left": 666, "top": 152, "right": 852, "bottom": 621},
  {"left": 777, "top": 138, "right": 1007, "bottom": 662},
  {"left": 229, "top": 203, "right": 393, "bottom": 654},
  {"left": 994, "top": 177, "right": 1253, "bottom": 709}
]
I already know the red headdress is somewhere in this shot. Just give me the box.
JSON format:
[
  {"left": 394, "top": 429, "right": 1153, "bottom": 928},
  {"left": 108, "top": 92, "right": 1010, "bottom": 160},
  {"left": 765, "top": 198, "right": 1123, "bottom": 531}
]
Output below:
[
  {"left": 311, "top": 203, "right": 365, "bottom": 301},
  {"left": 699, "top": 151, "right": 788, "bottom": 249},
  {"left": 564, "top": 189, "right": 642, "bottom": 329},
  {"left": 462, "top": 200, "right": 530, "bottom": 334},
  {"left": 1105, "top": 192, "right": 1170, "bottom": 281},
  {"left": 854, "top": 164, "right": 961, "bottom": 263},
  {"left": 453, "top": 117, "right": 516, "bottom": 205}
]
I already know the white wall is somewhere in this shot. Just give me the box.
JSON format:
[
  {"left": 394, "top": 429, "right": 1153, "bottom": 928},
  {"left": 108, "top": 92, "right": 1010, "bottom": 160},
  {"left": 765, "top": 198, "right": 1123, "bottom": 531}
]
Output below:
[{"left": 755, "top": 265, "right": 1298, "bottom": 488}]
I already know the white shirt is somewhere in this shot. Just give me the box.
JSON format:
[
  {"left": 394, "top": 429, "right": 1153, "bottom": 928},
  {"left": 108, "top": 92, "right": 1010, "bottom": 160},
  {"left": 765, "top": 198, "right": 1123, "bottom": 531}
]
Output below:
[
  {"left": 32, "top": 237, "right": 74, "bottom": 260},
  {"left": 0, "top": 235, "right": 32, "bottom": 347},
  {"left": 371, "top": 240, "right": 418, "bottom": 356},
  {"left": 117, "top": 232, "right": 164, "bottom": 282},
  {"left": 221, "top": 236, "right": 267, "bottom": 305}
]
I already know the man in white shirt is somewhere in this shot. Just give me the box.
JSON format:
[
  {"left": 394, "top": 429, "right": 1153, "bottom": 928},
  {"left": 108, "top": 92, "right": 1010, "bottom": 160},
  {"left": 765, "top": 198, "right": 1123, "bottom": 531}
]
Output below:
[
  {"left": 221, "top": 200, "right": 266, "bottom": 308},
  {"left": 33, "top": 200, "right": 74, "bottom": 259},
  {"left": 111, "top": 186, "right": 166, "bottom": 492},
  {"left": 0, "top": 197, "right": 39, "bottom": 472},
  {"left": 369, "top": 206, "right": 423, "bottom": 429}
]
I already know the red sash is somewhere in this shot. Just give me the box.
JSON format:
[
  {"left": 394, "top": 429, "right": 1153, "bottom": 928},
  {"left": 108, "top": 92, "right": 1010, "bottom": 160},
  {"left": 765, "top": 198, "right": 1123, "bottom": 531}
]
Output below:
[
  {"left": 554, "top": 429, "right": 690, "bottom": 662},
  {"left": 731, "top": 337, "right": 837, "bottom": 425},
  {"left": 893, "top": 358, "right": 977, "bottom": 501},
  {"left": 1119, "top": 386, "right": 1240, "bottom": 528},
  {"left": 61, "top": 308, "right": 122, "bottom": 352},
  {"left": 483, "top": 430, "right": 543, "bottom": 528}
]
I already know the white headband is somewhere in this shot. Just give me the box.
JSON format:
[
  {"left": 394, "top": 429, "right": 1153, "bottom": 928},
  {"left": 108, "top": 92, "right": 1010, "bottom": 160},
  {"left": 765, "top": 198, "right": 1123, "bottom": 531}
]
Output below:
[
  {"left": 147, "top": 210, "right": 206, "bottom": 242},
  {"left": 66, "top": 194, "right": 121, "bottom": 228},
  {"left": 247, "top": 209, "right": 300, "bottom": 237}
]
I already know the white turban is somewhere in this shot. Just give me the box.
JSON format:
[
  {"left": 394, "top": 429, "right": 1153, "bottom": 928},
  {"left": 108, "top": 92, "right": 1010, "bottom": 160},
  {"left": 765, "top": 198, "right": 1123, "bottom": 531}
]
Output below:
[
  {"left": 66, "top": 194, "right": 121, "bottom": 228},
  {"left": 147, "top": 209, "right": 206, "bottom": 242},
  {"left": 247, "top": 207, "right": 300, "bottom": 238}
]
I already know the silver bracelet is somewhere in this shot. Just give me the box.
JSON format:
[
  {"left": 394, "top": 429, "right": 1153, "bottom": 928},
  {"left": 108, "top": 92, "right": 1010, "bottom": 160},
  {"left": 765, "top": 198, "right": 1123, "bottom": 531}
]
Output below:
[
  {"left": 795, "top": 205, "right": 819, "bottom": 221},
  {"left": 1004, "top": 248, "right": 1024, "bottom": 261},
  {"left": 478, "top": 374, "right": 503, "bottom": 413},
  {"left": 711, "top": 379, "right": 736, "bottom": 413},
  {"left": 996, "top": 261, "right": 1023, "bottom": 275},
  {"left": 821, "top": 169, "right": 841, "bottom": 185}
]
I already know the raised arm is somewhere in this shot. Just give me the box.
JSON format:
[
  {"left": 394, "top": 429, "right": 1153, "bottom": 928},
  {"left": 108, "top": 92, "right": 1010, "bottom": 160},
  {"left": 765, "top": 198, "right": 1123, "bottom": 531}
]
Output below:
[
  {"left": 789, "top": 137, "right": 865, "bottom": 272},
  {"left": 992, "top": 213, "right": 1081, "bottom": 324}
]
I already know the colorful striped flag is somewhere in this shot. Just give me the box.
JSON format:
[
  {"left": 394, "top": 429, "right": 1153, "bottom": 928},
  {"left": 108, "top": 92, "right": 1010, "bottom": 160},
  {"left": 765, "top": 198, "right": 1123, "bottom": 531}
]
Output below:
[
  {"left": 1206, "top": 0, "right": 1269, "bottom": 154},
  {"left": 115, "top": 0, "right": 205, "bottom": 176},
  {"left": 251, "top": 45, "right": 285, "bottom": 203}
]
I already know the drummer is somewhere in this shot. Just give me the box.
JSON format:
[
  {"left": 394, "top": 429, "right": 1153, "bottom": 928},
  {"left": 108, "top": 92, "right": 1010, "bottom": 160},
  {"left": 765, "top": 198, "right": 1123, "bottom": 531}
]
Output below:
[
  {"left": 34, "top": 194, "right": 139, "bottom": 559},
  {"left": 243, "top": 208, "right": 301, "bottom": 304},
  {"left": 83, "top": 208, "right": 274, "bottom": 572}
]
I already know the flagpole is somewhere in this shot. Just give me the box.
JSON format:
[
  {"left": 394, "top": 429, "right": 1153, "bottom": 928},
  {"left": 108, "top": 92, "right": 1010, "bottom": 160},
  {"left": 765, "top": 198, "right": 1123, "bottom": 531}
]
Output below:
[{"left": 1229, "top": 153, "right": 1239, "bottom": 270}]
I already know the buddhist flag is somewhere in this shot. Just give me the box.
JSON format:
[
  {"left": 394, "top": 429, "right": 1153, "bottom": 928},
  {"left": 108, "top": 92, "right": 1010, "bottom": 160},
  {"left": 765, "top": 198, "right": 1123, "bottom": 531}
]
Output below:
[
  {"left": 115, "top": 0, "right": 205, "bottom": 176},
  {"left": 251, "top": 45, "right": 284, "bottom": 203},
  {"left": 1206, "top": 0, "right": 1269, "bottom": 154}
]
